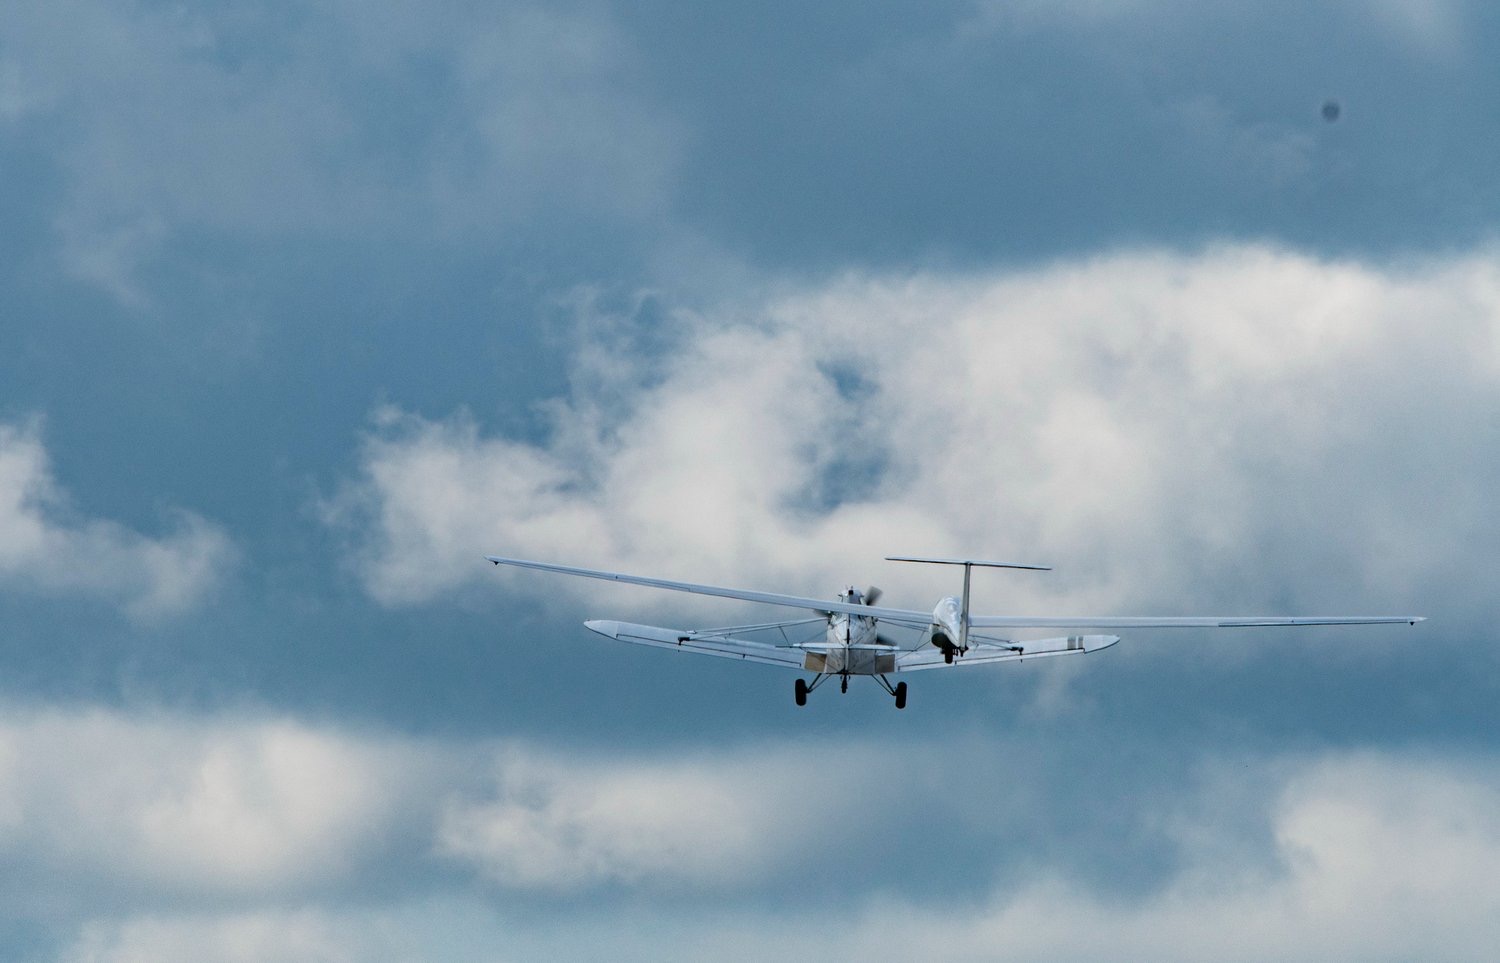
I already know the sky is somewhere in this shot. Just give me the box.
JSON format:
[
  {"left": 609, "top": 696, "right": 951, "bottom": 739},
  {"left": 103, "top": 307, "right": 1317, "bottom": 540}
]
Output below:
[{"left": 2, "top": 0, "right": 1500, "bottom": 959}]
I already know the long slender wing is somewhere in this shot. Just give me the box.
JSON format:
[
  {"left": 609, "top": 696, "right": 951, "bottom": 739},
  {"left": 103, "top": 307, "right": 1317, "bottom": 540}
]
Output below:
[
  {"left": 487, "top": 556, "right": 933, "bottom": 622},
  {"left": 896, "top": 634, "right": 1121, "bottom": 672},
  {"left": 969, "top": 615, "right": 1426, "bottom": 628},
  {"left": 584, "top": 620, "right": 808, "bottom": 670}
]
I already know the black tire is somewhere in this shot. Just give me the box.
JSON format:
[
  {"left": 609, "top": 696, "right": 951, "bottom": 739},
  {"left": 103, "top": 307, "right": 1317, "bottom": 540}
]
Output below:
[
  {"left": 795, "top": 678, "right": 808, "bottom": 706},
  {"left": 894, "top": 682, "right": 907, "bottom": 710}
]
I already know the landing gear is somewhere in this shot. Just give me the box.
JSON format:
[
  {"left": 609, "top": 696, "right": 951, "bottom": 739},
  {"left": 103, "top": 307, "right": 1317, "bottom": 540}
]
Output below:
[
  {"left": 800, "top": 674, "right": 907, "bottom": 708},
  {"left": 794, "top": 673, "right": 828, "bottom": 706},
  {"left": 874, "top": 675, "right": 908, "bottom": 709},
  {"left": 944, "top": 648, "right": 954, "bottom": 664}
]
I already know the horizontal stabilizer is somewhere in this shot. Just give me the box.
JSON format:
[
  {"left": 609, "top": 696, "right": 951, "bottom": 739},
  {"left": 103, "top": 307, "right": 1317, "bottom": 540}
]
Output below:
[{"left": 885, "top": 556, "right": 1051, "bottom": 571}]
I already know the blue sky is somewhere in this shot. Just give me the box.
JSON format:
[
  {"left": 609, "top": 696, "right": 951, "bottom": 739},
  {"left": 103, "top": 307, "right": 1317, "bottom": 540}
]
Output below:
[{"left": 3, "top": 1, "right": 1500, "bottom": 959}]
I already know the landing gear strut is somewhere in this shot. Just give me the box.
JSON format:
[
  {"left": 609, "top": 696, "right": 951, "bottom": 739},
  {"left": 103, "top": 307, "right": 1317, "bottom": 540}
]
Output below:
[
  {"left": 797, "top": 674, "right": 907, "bottom": 708},
  {"left": 874, "top": 675, "right": 908, "bottom": 709},
  {"left": 794, "top": 673, "right": 828, "bottom": 706}
]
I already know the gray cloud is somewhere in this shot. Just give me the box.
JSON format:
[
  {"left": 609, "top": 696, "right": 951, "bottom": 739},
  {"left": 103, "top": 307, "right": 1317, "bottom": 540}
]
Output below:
[
  {"left": 6, "top": 0, "right": 679, "bottom": 305},
  {"left": 614, "top": 752, "right": 1500, "bottom": 962}
]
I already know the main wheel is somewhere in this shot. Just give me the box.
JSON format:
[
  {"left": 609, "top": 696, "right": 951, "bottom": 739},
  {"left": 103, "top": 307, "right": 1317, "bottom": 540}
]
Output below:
[
  {"left": 894, "top": 682, "right": 907, "bottom": 710},
  {"left": 794, "top": 678, "right": 808, "bottom": 706}
]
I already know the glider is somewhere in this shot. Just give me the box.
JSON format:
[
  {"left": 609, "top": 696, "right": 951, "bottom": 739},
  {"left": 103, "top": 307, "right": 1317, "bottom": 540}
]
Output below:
[{"left": 486, "top": 555, "right": 1424, "bottom": 709}]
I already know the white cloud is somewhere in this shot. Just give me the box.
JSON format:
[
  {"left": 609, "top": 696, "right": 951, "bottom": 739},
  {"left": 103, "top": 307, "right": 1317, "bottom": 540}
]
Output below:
[
  {"left": 0, "top": 709, "right": 439, "bottom": 901},
  {"left": 437, "top": 745, "right": 861, "bottom": 890},
  {"left": 330, "top": 245, "right": 1493, "bottom": 638},
  {"left": 48, "top": 744, "right": 1500, "bottom": 962},
  {"left": 0, "top": 420, "right": 234, "bottom": 618},
  {"left": 1, "top": 695, "right": 1493, "bottom": 961},
  {"left": 0, "top": 704, "right": 880, "bottom": 920}
]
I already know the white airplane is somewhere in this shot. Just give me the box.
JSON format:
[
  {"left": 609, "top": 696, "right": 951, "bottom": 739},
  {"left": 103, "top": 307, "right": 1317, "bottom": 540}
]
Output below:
[{"left": 486, "top": 555, "right": 1424, "bottom": 709}]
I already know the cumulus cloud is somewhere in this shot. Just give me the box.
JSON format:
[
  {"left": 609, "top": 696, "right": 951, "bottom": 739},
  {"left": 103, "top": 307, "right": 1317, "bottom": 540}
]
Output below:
[
  {"left": 436, "top": 745, "right": 862, "bottom": 890},
  {"left": 0, "top": 420, "right": 234, "bottom": 618},
  {"left": 44, "top": 733, "right": 1500, "bottom": 962},
  {"left": 0, "top": 709, "right": 441, "bottom": 905},
  {"left": 330, "top": 245, "right": 1491, "bottom": 634},
  {"left": 4, "top": 699, "right": 1497, "bottom": 961},
  {"left": 0, "top": 705, "right": 875, "bottom": 921},
  {"left": 688, "top": 753, "right": 1500, "bottom": 963}
]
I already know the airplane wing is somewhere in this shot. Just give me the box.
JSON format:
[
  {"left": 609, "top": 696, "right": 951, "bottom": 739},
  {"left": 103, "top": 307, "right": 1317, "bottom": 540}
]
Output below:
[
  {"left": 584, "top": 620, "right": 810, "bottom": 670},
  {"left": 896, "top": 634, "right": 1121, "bottom": 672},
  {"left": 487, "top": 556, "right": 933, "bottom": 623},
  {"left": 969, "top": 615, "right": 1425, "bottom": 628}
]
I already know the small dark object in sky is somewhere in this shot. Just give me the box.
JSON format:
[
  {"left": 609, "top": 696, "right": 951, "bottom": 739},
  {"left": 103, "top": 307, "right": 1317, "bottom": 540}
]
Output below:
[{"left": 1321, "top": 100, "right": 1341, "bottom": 122}]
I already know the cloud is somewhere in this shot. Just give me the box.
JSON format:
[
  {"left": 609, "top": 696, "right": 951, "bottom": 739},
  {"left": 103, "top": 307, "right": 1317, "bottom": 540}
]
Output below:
[
  {"left": 0, "top": 704, "right": 873, "bottom": 921},
  {"left": 0, "top": 420, "right": 234, "bottom": 618},
  {"left": 40, "top": 728, "right": 1500, "bottom": 962},
  {"left": 0, "top": 709, "right": 440, "bottom": 904},
  {"left": 977, "top": 0, "right": 1472, "bottom": 57},
  {"left": 2, "top": 695, "right": 1495, "bottom": 960},
  {"left": 63, "top": 910, "right": 367, "bottom": 963},
  {"left": 437, "top": 745, "right": 860, "bottom": 890},
  {"left": 727, "top": 753, "right": 1500, "bottom": 963},
  {"left": 329, "top": 245, "right": 1493, "bottom": 637},
  {"left": 6, "top": 0, "right": 678, "bottom": 305},
  {"left": 1362, "top": 0, "right": 1470, "bottom": 57}
]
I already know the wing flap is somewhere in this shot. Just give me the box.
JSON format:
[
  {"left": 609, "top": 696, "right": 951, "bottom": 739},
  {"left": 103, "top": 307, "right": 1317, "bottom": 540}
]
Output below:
[
  {"left": 584, "top": 620, "right": 808, "bottom": 670},
  {"left": 897, "top": 634, "right": 1120, "bottom": 672}
]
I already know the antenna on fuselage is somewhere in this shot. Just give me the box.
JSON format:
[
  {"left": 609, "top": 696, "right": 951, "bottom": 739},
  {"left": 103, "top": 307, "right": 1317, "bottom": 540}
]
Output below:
[{"left": 884, "top": 556, "right": 1052, "bottom": 652}]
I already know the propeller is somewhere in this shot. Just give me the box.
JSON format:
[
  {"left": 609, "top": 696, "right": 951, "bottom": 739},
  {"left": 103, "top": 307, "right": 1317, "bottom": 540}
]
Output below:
[{"left": 863, "top": 585, "right": 883, "bottom": 606}]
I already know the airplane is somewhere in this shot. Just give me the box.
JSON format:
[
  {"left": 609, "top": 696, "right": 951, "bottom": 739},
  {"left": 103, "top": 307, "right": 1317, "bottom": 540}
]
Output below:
[{"left": 485, "top": 554, "right": 1425, "bottom": 709}]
